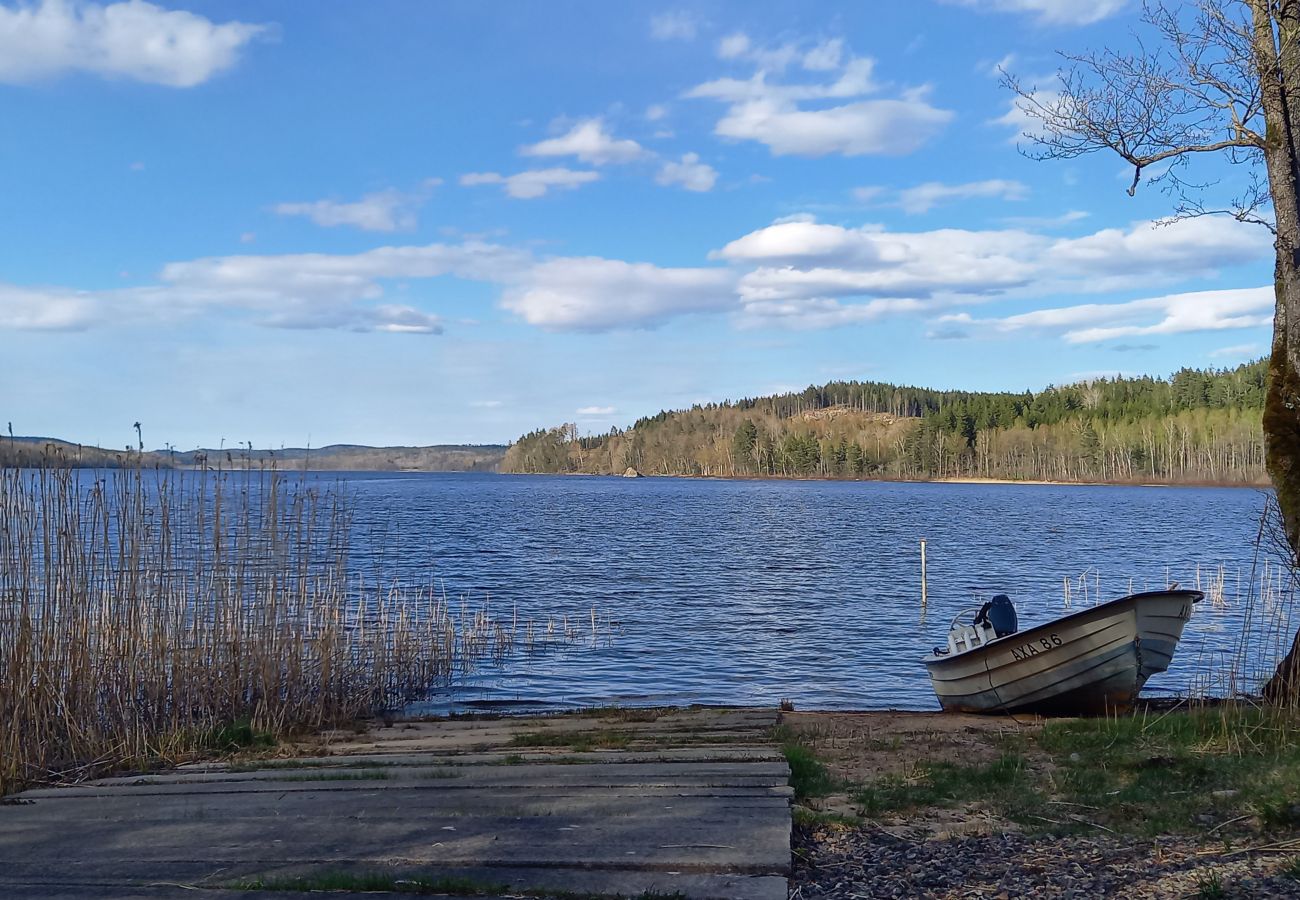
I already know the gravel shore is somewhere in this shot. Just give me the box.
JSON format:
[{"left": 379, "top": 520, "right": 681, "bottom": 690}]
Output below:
[{"left": 791, "top": 824, "right": 1300, "bottom": 899}]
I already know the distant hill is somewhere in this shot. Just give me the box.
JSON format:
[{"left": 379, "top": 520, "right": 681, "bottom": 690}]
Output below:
[
  {"left": 501, "top": 360, "right": 1269, "bottom": 487},
  {"left": 168, "top": 444, "right": 506, "bottom": 472},
  {"left": 0, "top": 437, "right": 166, "bottom": 469},
  {"left": 0, "top": 438, "right": 507, "bottom": 472}
]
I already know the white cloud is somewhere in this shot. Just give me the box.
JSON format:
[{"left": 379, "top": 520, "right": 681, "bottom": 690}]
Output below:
[
  {"left": 0, "top": 0, "right": 266, "bottom": 87},
  {"left": 577, "top": 405, "right": 617, "bottom": 415},
  {"left": 897, "top": 179, "right": 1029, "bottom": 213},
  {"left": 718, "top": 216, "right": 1266, "bottom": 292},
  {"left": 1210, "top": 342, "right": 1266, "bottom": 359},
  {"left": 717, "top": 32, "right": 750, "bottom": 59},
  {"left": 802, "top": 38, "right": 844, "bottom": 72},
  {"left": 656, "top": 153, "right": 717, "bottom": 191},
  {"left": 522, "top": 118, "right": 647, "bottom": 165},
  {"left": 645, "top": 103, "right": 669, "bottom": 121},
  {"left": 470, "top": 399, "right": 505, "bottom": 408},
  {"left": 687, "top": 38, "right": 951, "bottom": 157},
  {"left": 711, "top": 97, "right": 950, "bottom": 157},
  {"left": 460, "top": 168, "right": 599, "bottom": 199},
  {"left": 738, "top": 297, "right": 925, "bottom": 330},
  {"left": 502, "top": 257, "right": 736, "bottom": 331},
  {"left": 273, "top": 187, "right": 434, "bottom": 232},
  {"left": 0, "top": 283, "right": 101, "bottom": 330},
  {"left": 0, "top": 240, "right": 534, "bottom": 334},
  {"left": 649, "top": 11, "right": 698, "bottom": 41},
  {"left": 1000, "top": 209, "right": 1089, "bottom": 228},
  {"left": 983, "top": 52, "right": 1017, "bottom": 77},
  {"left": 1046, "top": 216, "right": 1266, "bottom": 278},
  {"left": 851, "top": 186, "right": 885, "bottom": 204},
  {"left": 941, "top": 287, "right": 1274, "bottom": 344},
  {"left": 852, "top": 179, "right": 1029, "bottom": 213},
  {"left": 709, "top": 214, "right": 1270, "bottom": 330},
  {"left": 0, "top": 208, "right": 1271, "bottom": 341},
  {"left": 993, "top": 84, "right": 1070, "bottom": 143},
  {"left": 945, "top": 0, "right": 1128, "bottom": 25}
]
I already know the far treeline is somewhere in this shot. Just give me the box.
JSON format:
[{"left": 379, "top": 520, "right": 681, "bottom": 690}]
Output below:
[
  {"left": 501, "top": 360, "right": 1269, "bottom": 486},
  {"left": 0, "top": 438, "right": 506, "bottom": 473}
]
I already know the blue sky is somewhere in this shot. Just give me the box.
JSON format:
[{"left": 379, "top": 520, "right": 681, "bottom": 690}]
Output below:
[{"left": 0, "top": 0, "right": 1276, "bottom": 449}]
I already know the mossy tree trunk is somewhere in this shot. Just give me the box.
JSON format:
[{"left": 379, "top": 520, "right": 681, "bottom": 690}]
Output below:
[{"left": 1253, "top": 0, "right": 1300, "bottom": 701}]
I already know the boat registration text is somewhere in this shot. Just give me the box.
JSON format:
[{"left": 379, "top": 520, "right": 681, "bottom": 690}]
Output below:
[{"left": 1009, "top": 633, "right": 1063, "bottom": 662}]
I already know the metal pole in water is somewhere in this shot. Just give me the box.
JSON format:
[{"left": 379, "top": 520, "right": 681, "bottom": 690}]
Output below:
[{"left": 920, "top": 538, "right": 928, "bottom": 609}]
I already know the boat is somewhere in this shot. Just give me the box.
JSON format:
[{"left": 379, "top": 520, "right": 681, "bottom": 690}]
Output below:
[{"left": 923, "top": 589, "right": 1203, "bottom": 715}]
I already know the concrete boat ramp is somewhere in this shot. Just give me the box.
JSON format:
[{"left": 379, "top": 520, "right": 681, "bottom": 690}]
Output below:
[{"left": 0, "top": 708, "right": 791, "bottom": 899}]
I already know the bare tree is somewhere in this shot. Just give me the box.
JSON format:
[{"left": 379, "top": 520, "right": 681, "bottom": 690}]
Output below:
[{"left": 1005, "top": 0, "right": 1300, "bottom": 701}]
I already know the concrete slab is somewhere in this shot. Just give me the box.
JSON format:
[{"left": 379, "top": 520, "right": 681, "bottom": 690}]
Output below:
[
  {"left": 0, "top": 707, "right": 792, "bottom": 899},
  {"left": 178, "top": 745, "right": 786, "bottom": 770}
]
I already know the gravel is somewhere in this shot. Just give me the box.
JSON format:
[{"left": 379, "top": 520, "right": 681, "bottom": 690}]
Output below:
[{"left": 790, "top": 824, "right": 1300, "bottom": 899}]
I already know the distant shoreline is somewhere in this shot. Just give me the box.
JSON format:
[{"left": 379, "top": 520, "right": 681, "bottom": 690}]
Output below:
[{"left": 510, "top": 470, "right": 1269, "bottom": 490}]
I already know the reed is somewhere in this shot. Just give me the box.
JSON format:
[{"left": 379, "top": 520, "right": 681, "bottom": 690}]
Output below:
[{"left": 0, "top": 457, "right": 535, "bottom": 795}]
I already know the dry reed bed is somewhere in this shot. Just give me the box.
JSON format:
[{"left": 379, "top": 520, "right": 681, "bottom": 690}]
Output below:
[{"left": 0, "top": 462, "right": 535, "bottom": 795}]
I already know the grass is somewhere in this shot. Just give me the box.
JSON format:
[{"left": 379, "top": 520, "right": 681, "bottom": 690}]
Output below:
[
  {"left": 788, "top": 705, "right": 1300, "bottom": 838},
  {"left": 1194, "top": 870, "right": 1226, "bottom": 899},
  {"left": 773, "top": 725, "right": 839, "bottom": 800},
  {"left": 203, "top": 719, "right": 277, "bottom": 755},
  {"left": 1034, "top": 707, "right": 1300, "bottom": 835},
  {"left": 851, "top": 752, "right": 1037, "bottom": 819},
  {"left": 509, "top": 729, "right": 634, "bottom": 752}
]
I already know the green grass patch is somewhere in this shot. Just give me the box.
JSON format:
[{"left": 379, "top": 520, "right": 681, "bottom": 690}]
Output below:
[
  {"left": 509, "top": 729, "right": 633, "bottom": 752},
  {"left": 202, "top": 718, "right": 275, "bottom": 755},
  {"left": 783, "top": 743, "right": 838, "bottom": 800},
  {"left": 772, "top": 725, "right": 839, "bottom": 800},
  {"left": 852, "top": 753, "right": 1036, "bottom": 819},
  {"left": 1193, "top": 870, "right": 1226, "bottom": 899},
  {"left": 1036, "top": 707, "right": 1300, "bottom": 836},
  {"left": 828, "top": 706, "right": 1300, "bottom": 838}
]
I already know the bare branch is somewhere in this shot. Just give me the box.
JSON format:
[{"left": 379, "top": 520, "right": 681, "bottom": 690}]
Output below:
[{"left": 1001, "top": 0, "right": 1271, "bottom": 233}]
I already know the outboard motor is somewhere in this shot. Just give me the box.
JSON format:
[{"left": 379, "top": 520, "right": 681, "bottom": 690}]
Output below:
[{"left": 974, "top": 594, "right": 1018, "bottom": 638}]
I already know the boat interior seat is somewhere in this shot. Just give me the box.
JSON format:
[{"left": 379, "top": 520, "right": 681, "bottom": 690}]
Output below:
[{"left": 974, "top": 594, "right": 1019, "bottom": 638}]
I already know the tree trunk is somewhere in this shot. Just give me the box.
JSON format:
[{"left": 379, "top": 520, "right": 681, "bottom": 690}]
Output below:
[{"left": 1251, "top": 0, "right": 1300, "bottom": 702}]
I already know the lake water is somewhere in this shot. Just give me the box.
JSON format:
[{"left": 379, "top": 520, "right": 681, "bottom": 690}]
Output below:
[{"left": 334, "top": 472, "right": 1287, "bottom": 712}]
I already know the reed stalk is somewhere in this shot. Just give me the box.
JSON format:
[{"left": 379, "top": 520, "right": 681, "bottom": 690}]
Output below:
[{"left": 0, "top": 457, "right": 526, "bottom": 795}]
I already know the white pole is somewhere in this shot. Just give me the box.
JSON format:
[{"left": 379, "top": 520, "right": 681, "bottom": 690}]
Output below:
[{"left": 920, "top": 539, "right": 928, "bottom": 609}]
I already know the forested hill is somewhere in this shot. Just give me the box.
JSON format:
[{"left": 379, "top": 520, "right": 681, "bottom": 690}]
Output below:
[{"left": 501, "top": 361, "right": 1269, "bottom": 485}]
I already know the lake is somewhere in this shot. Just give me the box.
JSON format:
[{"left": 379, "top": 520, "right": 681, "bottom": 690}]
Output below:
[{"left": 333, "top": 472, "right": 1286, "bottom": 712}]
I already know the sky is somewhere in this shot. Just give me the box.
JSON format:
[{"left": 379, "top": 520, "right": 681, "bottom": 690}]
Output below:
[{"left": 0, "top": 0, "right": 1278, "bottom": 449}]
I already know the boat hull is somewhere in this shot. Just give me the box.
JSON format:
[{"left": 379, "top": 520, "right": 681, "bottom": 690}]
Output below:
[{"left": 923, "top": 590, "right": 1202, "bottom": 715}]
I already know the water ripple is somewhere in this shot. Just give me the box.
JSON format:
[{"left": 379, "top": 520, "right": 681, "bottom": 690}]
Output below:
[{"left": 332, "top": 472, "right": 1277, "bottom": 712}]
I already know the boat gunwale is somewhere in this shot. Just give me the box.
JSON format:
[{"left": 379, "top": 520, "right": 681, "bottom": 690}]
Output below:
[{"left": 922, "top": 588, "right": 1203, "bottom": 669}]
